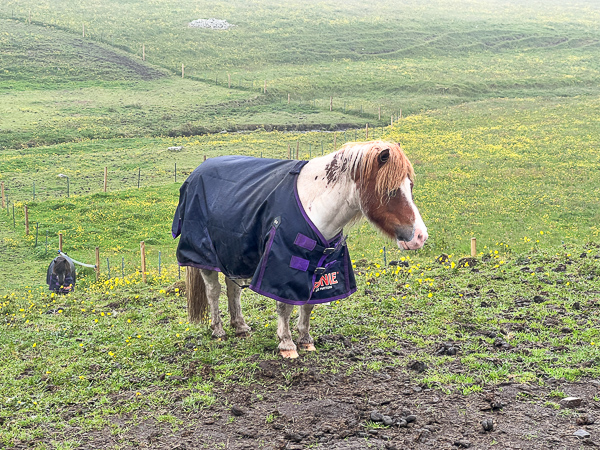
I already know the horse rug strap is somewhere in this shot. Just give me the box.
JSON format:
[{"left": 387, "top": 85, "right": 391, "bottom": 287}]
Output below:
[{"left": 172, "top": 156, "right": 357, "bottom": 305}]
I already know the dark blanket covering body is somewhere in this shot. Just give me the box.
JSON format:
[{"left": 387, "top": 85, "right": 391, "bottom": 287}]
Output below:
[
  {"left": 172, "top": 156, "right": 357, "bottom": 305},
  {"left": 46, "top": 255, "right": 76, "bottom": 293}
]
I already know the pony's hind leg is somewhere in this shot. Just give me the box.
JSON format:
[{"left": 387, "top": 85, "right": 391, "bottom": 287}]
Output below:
[
  {"left": 297, "top": 304, "right": 316, "bottom": 351},
  {"left": 225, "top": 278, "right": 251, "bottom": 337},
  {"left": 200, "top": 269, "right": 226, "bottom": 339},
  {"left": 277, "top": 302, "right": 298, "bottom": 358}
]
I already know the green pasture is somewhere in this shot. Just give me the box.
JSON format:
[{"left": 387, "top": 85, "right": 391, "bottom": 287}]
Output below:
[
  {"left": 2, "top": 93, "right": 600, "bottom": 294},
  {"left": 390, "top": 95, "right": 600, "bottom": 252},
  {"left": 2, "top": 0, "right": 600, "bottom": 150},
  {"left": 0, "top": 19, "right": 369, "bottom": 150},
  {"left": 0, "top": 20, "right": 366, "bottom": 150}
]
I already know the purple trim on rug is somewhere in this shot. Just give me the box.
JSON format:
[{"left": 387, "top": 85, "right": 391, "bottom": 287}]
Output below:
[
  {"left": 294, "top": 233, "right": 317, "bottom": 251},
  {"left": 172, "top": 218, "right": 182, "bottom": 239},
  {"left": 320, "top": 287, "right": 357, "bottom": 303},
  {"left": 254, "top": 226, "right": 277, "bottom": 289},
  {"left": 324, "top": 260, "right": 337, "bottom": 269},
  {"left": 344, "top": 252, "right": 351, "bottom": 292},
  {"left": 248, "top": 285, "right": 357, "bottom": 305},
  {"left": 293, "top": 171, "right": 346, "bottom": 248},
  {"left": 290, "top": 255, "right": 310, "bottom": 272},
  {"left": 178, "top": 262, "right": 221, "bottom": 272}
]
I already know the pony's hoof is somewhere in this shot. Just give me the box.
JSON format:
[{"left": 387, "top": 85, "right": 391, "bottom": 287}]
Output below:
[
  {"left": 280, "top": 349, "right": 299, "bottom": 359},
  {"left": 299, "top": 343, "right": 316, "bottom": 351}
]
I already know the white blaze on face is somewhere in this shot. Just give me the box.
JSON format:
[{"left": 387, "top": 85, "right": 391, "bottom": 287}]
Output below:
[{"left": 397, "top": 176, "right": 428, "bottom": 250}]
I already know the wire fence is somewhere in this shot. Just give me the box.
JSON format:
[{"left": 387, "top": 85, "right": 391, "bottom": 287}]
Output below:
[{"left": 1, "top": 126, "right": 395, "bottom": 205}]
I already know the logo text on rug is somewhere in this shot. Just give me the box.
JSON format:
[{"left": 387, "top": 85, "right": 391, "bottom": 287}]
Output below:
[{"left": 314, "top": 272, "right": 339, "bottom": 292}]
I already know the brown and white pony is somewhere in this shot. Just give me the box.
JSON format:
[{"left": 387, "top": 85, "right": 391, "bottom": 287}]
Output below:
[{"left": 186, "top": 141, "right": 427, "bottom": 358}]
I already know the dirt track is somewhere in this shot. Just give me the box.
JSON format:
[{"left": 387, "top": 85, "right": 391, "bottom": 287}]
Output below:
[
  {"left": 72, "top": 40, "right": 165, "bottom": 81},
  {"left": 45, "top": 344, "right": 599, "bottom": 449}
]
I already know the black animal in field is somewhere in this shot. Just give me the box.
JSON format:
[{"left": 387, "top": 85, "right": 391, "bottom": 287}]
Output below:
[{"left": 46, "top": 254, "right": 76, "bottom": 294}]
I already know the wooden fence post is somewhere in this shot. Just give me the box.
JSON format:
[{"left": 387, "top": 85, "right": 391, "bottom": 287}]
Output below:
[
  {"left": 141, "top": 241, "right": 147, "bottom": 283},
  {"left": 95, "top": 247, "right": 100, "bottom": 281},
  {"left": 378, "top": 105, "right": 381, "bottom": 121},
  {"left": 471, "top": 237, "right": 477, "bottom": 257},
  {"left": 365, "top": 123, "right": 369, "bottom": 139},
  {"left": 82, "top": 24, "right": 85, "bottom": 38},
  {"left": 103, "top": 167, "right": 107, "bottom": 192},
  {"left": 181, "top": 64, "right": 185, "bottom": 79},
  {"left": 287, "top": 93, "right": 290, "bottom": 104},
  {"left": 330, "top": 96, "right": 333, "bottom": 111},
  {"left": 59, "top": 233, "right": 63, "bottom": 252},
  {"left": 24, "top": 205, "right": 29, "bottom": 235}
]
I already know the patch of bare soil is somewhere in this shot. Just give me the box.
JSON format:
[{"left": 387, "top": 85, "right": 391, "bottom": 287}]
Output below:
[
  {"left": 33, "top": 346, "right": 600, "bottom": 450},
  {"left": 72, "top": 40, "right": 165, "bottom": 81}
]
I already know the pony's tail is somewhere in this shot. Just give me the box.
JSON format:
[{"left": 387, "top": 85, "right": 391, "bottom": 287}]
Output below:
[{"left": 186, "top": 267, "right": 208, "bottom": 324}]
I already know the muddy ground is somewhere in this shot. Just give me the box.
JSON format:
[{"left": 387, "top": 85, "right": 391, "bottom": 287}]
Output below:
[{"left": 32, "top": 341, "right": 599, "bottom": 450}]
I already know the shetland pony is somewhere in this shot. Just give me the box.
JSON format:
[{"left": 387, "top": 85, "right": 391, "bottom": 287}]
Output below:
[{"left": 173, "top": 141, "right": 427, "bottom": 358}]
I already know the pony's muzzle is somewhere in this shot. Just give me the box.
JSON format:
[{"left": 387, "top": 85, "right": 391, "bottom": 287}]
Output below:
[
  {"left": 395, "top": 225, "right": 414, "bottom": 242},
  {"left": 396, "top": 225, "right": 428, "bottom": 250}
]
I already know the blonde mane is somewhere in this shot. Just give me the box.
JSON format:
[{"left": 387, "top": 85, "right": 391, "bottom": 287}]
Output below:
[{"left": 335, "top": 141, "right": 414, "bottom": 199}]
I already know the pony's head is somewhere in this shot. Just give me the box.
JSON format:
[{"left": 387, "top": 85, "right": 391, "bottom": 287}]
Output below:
[
  {"left": 340, "top": 141, "right": 428, "bottom": 250},
  {"left": 53, "top": 256, "right": 70, "bottom": 287}
]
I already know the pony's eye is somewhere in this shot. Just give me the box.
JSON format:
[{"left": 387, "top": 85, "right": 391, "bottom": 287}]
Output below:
[{"left": 389, "top": 188, "right": 399, "bottom": 197}]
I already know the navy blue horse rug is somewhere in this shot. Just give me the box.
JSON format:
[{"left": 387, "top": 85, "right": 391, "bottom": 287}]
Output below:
[{"left": 172, "top": 156, "right": 357, "bottom": 305}]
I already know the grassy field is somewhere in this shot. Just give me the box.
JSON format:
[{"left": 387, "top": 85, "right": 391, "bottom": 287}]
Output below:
[
  {"left": 0, "top": 18, "right": 370, "bottom": 150},
  {"left": 2, "top": 94, "right": 598, "bottom": 294},
  {"left": 2, "top": 0, "right": 600, "bottom": 150},
  {"left": 1, "top": 0, "right": 600, "bottom": 447},
  {"left": 1, "top": 239, "right": 599, "bottom": 447}
]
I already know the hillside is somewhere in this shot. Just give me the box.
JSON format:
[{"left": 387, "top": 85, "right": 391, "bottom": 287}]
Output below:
[{"left": 2, "top": 0, "right": 600, "bottom": 150}]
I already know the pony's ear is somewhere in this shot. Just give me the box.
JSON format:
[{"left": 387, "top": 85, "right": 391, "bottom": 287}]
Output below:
[{"left": 378, "top": 149, "right": 390, "bottom": 165}]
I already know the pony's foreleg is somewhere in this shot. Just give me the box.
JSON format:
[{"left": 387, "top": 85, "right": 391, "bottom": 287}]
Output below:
[
  {"left": 297, "top": 304, "right": 316, "bottom": 351},
  {"left": 225, "top": 278, "right": 251, "bottom": 337},
  {"left": 200, "top": 270, "right": 226, "bottom": 339},
  {"left": 276, "top": 302, "right": 298, "bottom": 358}
]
